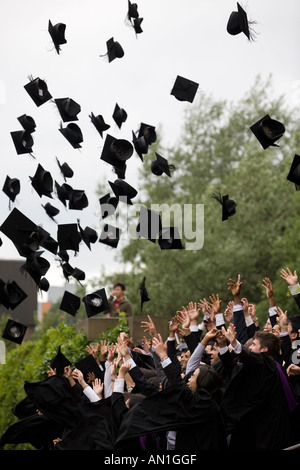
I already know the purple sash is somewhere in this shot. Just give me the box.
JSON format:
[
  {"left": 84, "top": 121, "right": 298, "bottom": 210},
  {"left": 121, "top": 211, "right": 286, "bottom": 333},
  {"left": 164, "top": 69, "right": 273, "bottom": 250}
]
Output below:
[{"left": 276, "top": 362, "right": 298, "bottom": 413}]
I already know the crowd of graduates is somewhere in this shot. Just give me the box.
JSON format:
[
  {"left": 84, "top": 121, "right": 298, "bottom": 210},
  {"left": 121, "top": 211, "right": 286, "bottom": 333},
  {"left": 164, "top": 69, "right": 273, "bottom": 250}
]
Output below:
[{"left": 1, "top": 268, "right": 300, "bottom": 451}]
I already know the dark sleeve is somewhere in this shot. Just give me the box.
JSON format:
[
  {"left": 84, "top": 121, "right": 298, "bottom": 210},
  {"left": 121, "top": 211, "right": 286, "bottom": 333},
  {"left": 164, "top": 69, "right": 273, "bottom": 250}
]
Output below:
[
  {"left": 130, "top": 350, "right": 155, "bottom": 370},
  {"left": 162, "top": 360, "right": 186, "bottom": 386},
  {"left": 184, "top": 331, "right": 202, "bottom": 354},
  {"left": 235, "top": 345, "right": 268, "bottom": 365},
  {"left": 233, "top": 307, "right": 248, "bottom": 344},
  {"left": 292, "top": 293, "right": 300, "bottom": 310},
  {"left": 111, "top": 392, "right": 128, "bottom": 436},
  {"left": 280, "top": 334, "right": 293, "bottom": 367},
  {"left": 217, "top": 350, "right": 238, "bottom": 377},
  {"left": 246, "top": 322, "right": 259, "bottom": 339},
  {"left": 129, "top": 366, "right": 158, "bottom": 396}
]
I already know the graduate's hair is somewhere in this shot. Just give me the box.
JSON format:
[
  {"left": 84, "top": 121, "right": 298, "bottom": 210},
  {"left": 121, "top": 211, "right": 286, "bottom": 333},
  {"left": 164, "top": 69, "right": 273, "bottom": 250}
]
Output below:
[
  {"left": 253, "top": 331, "right": 280, "bottom": 360},
  {"left": 288, "top": 315, "right": 300, "bottom": 337},
  {"left": 113, "top": 282, "right": 126, "bottom": 291},
  {"left": 140, "top": 368, "right": 159, "bottom": 379},
  {"left": 196, "top": 364, "right": 224, "bottom": 403},
  {"left": 126, "top": 393, "right": 146, "bottom": 409}
]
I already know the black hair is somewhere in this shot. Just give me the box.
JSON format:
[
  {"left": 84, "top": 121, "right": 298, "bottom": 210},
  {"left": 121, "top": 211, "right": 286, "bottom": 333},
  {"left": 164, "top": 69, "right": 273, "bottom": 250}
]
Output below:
[
  {"left": 113, "top": 282, "right": 126, "bottom": 291},
  {"left": 196, "top": 364, "right": 224, "bottom": 403},
  {"left": 126, "top": 393, "right": 146, "bottom": 409},
  {"left": 288, "top": 315, "right": 300, "bottom": 337}
]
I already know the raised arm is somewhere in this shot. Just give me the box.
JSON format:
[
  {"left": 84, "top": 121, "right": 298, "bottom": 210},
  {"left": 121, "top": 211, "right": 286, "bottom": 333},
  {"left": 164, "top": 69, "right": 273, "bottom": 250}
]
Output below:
[
  {"left": 280, "top": 267, "right": 300, "bottom": 309},
  {"left": 227, "top": 274, "right": 248, "bottom": 344}
]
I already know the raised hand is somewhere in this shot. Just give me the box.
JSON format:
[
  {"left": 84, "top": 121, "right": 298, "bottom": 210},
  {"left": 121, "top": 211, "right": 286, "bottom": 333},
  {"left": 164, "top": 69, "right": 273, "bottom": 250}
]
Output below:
[
  {"left": 47, "top": 366, "right": 56, "bottom": 377},
  {"left": 92, "top": 378, "right": 104, "bottom": 398},
  {"left": 208, "top": 293, "right": 222, "bottom": 315},
  {"left": 117, "top": 335, "right": 130, "bottom": 358},
  {"left": 280, "top": 267, "right": 298, "bottom": 286},
  {"left": 222, "top": 323, "right": 237, "bottom": 347},
  {"left": 142, "top": 335, "right": 152, "bottom": 354},
  {"left": 152, "top": 334, "right": 168, "bottom": 360},
  {"left": 86, "top": 343, "right": 100, "bottom": 364},
  {"left": 187, "top": 301, "right": 200, "bottom": 321},
  {"left": 241, "top": 297, "right": 249, "bottom": 316},
  {"left": 99, "top": 340, "right": 109, "bottom": 358},
  {"left": 107, "top": 343, "right": 116, "bottom": 363},
  {"left": 140, "top": 315, "right": 158, "bottom": 337},
  {"left": 228, "top": 274, "right": 242, "bottom": 297},
  {"left": 176, "top": 308, "right": 190, "bottom": 329},
  {"left": 198, "top": 298, "right": 211, "bottom": 315},
  {"left": 261, "top": 278, "right": 274, "bottom": 298},
  {"left": 224, "top": 301, "right": 234, "bottom": 324},
  {"left": 169, "top": 316, "right": 179, "bottom": 333},
  {"left": 275, "top": 306, "right": 288, "bottom": 332},
  {"left": 118, "top": 362, "right": 131, "bottom": 379}
]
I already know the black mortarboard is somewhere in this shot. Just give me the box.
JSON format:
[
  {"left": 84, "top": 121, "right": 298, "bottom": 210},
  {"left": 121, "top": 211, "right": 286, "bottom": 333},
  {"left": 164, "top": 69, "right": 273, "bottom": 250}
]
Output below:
[
  {"left": 60, "top": 262, "right": 85, "bottom": 284},
  {"left": 68, "top": 189, "right": 89, "bottom": 210},
  {"left": 89, "top": 112, "right": 110, "bottom": 138},
  {"left": 82, "top": 288, "right": 109, "bottom": 318},
  {"left": 109, "top": 179, "right": 138, "bottom": 205},
  {"left": 57, "top": 223, "right": 81, "bottom": 252},
  {"left": 127, "top": 1, "right": 139, "bottom": 19},
  {"left": 24, "top": 77, "right": 52, "bottom": 107},
  {"left": 17, "top": 114, "right": 36, "bottom": 133},
  {"left": 75, "top": 354, "right": 103, "bottom": 382},
  {"left": 10, "top": 130, "right": 34, "bottom": 155},
  {"left": 171, "top": 75, "right": 199, "bottom": 103},
  {"left": 21, "top": 251, "right": 50, "bottom": 288},
  {"left": 0, "top": 279, "right": 28, "bottom": 310},
  {"left": 104, "top": 37, "right": 124, "bottom": 63},
  {"left": 250, "top": 114, "right": 285, "bottom": 149},
  {"left": 132, "top": 131, "right": 148, "bottom": 161},
  {"left": 0, "top": 208, "right": 38, "bottom": 256},
  {"left": 287, "top": 154, "right": 300, "bottom": 187},
  {"left": 112, "top": 103, "right": 127, "bottom": 129},
  {"left": 77, "top": 220, "right": 98, "bottom": 250},
  {"left": 30, "top": 164, "right": 53, "bottom": 198},
  {"left": 99, "top": 224, "right": 122, "bottom": 248},
  {"left": 136, "top": 205, "right": 162, "bottom": 243},
  {"left": 140, "top": 277, "right": 150, "bottom": 311},
  {"left": 2, "top": 176, "right": 20, "bottom": 202},
  {"left": 59, "top": 290, "right": 81, "bottom": 316},
  {"left": 151, "top": 152, "right": 175, "bottom": 177},
  {"left": 99, "top": 193, "right": 119, "bottom": 219},
  {"left": 33, "top": 226, "right": 58, "bottom": 255},
  {"left": 42, "top": 202, "right": 60, "bottom": 221},
  {"left": 227, "top": 3, "right": 251, "bottom": 39},
  {"left": 57, "top": 249, "right": 69, "bottom": 262},
  {"left": 55, "top": 181, "right": 73, "bottom": 206},
  {"left": 49, "top": 346, "right": 72, "bottom": 376},
  {"left": 48, "top": 20, "right": 67, "bottom": 54},
  {"left": 158, "top": 226, "right": 184, "bottom": 250},
  {"left": 56, "top": 157, "right": 74, "bottom": 181},
  {"left": 212, "top": 192, "right": 237, "bottom": 221},
  {"left": 133, "top": 18, "right": 143, "bottom": 34},
  {"left": 54, "top": 98, "right": 81, "bottom": 122},
  {"left": 138, "top": 123, "right": 157, "bottom": 145},
  {"left": 100, "top": 134, "right": 133, "bottom": 170},
  {"left": 2, "top": 319, "right": 27, "bottom": 345},
  {"left": 59, "top": 122, "right": 83, "bottom": 148}
]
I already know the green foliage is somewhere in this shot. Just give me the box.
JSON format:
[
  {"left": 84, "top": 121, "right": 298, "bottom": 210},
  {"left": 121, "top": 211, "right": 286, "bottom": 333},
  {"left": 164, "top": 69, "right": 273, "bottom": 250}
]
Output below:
[{"left": 98, "top": 311, "right": 130, "bottom": 343}]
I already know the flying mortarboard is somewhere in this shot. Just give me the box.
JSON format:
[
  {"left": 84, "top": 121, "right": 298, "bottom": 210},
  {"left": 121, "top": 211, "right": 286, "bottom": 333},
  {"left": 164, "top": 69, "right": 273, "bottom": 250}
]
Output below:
[
  {"left": 212, "top": 192, "right": 237, "bottom": 221},
  {"left": 89, "top": 112, "right": 110, "bottom": 138},
  {"left": 133, "top": 18, "right": 143, "bottom": 34},
  {"left": 287, "top": 154, "right": 300, "bottom": 188},
  {"left": 68, "top": 189, "right": 89, "bottom": 210},
  {"left": 59, "top": 122, "right": 83, "bottom": 148},
  {"left": 132, "top": 131, "right": 148, "bottom": 161},
  {"left": 99, "top": 193, "right": 119, "bottom": 219},
  {"left": 171, "top": 75, "right": 199, "bottom": 103},
  {"left": 136, "top": 205, "right": 162, "bottom": 243},
  {"left": 57, "top": 223, "right": 81, "bottom": 252},
  {"left": 158, "top": 226, "right": 184, "bottom": 250},
  {"left": 99, "top": 224, "right": 122, "bottom": 248},
  {"left": 2, "top": 319, "right": 27, "bottom": 345},
  {"left": 48, "top": 20, "right": 67, "bottom": 54},
  {"left": 0, "top": 208, "right": 38, "bottom": 256},
  {"left": 49, "top": 346, "right": 72, "bottom": 376},
  {"left": 55, "top": 181, "right": 73, "bottom": 207},
  {"left": 59, "top": 290, "right": 81, "bottom": 316},
  {"left": 127, "top": 1, "right": 139, "bottom": 19},
  {"left": 109, "top": 179, "right": 138, "bottom": 205},
  {"left": 77, "top": 220, "right": 98, "bottom": 250},
  {"left": 60, "top": 261, "right": 85, "bottom": 284},
  {"left": 24, "top": 76, "right": 52, "bottom": 107},
  {"left": 151, "top": 152, "right": 175, "bottom": 177},
  {"left": 82, "top": 288, "right": 109, "bottom": 318},
  {"left": 75, "top": 354, "right": 103, "bottom": 382},
  {"left": 112, "top": 103, "right": 127, "bottom": 129},
  {"left": 20, "top": 251, "right": 50, "bottom": 290},
  {"left": 17, "top": 114, "right": 36, "bottom": 133},
  {"left": 2, "top": 176, "right": 21, "bottom": 202},
  {"left": 30, "top": 164, "right": 53, "bottom": 198},
  {"left": 56, "top": 157, "right": 74, "bottom": 181},
  {"left": 138, "top": 123, "right": 157, "bottom": 145},
  {"left": 0, "top": 280, "right": 28, "bottom": 310},
  {"left": 42, "top": 202, "right": 60, "bottom": 221},
  {"left": 10, "top": 130, "right": 34, "bottom": 155},
  {"left": 250, "top": 114, "right": 285, "bottom": 149},
  {"left": 100, "top": 134, "right": 133, "bottom": 170},
  {"left": 54, "top": 98, "right": 81, "bottom": 122},
  {"left": 103, "top": 37, "right": 124, "bottom": 63},
  {"left": 140, "top": 277, "right": 150, "bottom": 311},
  {"left": 227, "top": 3, "right": 252, "bottom": 40}
]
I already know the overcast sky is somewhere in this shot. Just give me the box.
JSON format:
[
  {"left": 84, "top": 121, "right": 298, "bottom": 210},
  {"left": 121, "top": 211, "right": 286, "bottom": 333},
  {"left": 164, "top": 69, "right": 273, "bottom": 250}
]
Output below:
[{"left": 0, "top": 0, "right": 299, "bottom": 298}]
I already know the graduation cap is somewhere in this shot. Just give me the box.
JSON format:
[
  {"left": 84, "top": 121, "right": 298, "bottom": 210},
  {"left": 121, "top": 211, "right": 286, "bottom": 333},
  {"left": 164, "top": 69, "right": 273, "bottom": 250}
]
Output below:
[
  {"left": 59, "top": 290, "right": 81, "bottom": 316},
  {"left": 68, "top": 189, "right": 89, "bottom": 210},
  {"left": 138, "top": 123, "right": 157, "bottom": 145},
  {"left": 227, "top": 3, "right": 253, "bottom": 40},
  {"left": 49, "top": 346, "right": 72, "bottom": 376},
  {"left": 42, "top": 202, "right": 60, "bottom": 221},
  {"left": 287, "top": 154, "right": 300, "bottom": 188},
  {"left": 54, "top": 98, "right": 81, "bottom": 122},
  {"left": 100, "top": 134, "right": 133, "bottom": 170},
  {"left": 77, "top": 220, "right": 98, "bottom": 250},
  {"left": 24, "top": 76, "right": 52, "bottom": 107},
  {"left": 112, "top": 103, "right": 127, "bottom": 129},
  {"left": 57, "top": 249, "right": 69, "bottom": 263},
  {"left": 212, "top": 192, "right": 237, "bottom": 221},
  {"left": 21, "top": 251, "right": 50, "bottom": 289},
  {"left": 33, "top": 226, "right": 58, "bottom": 255},
  {"left": 55, "top": 181, "right": 73, "bottom": 206},
  {"left": 56, "top": 157, "right": 74, "bottom": 181},
  {"left": 151, "top": 152, "right": 175, "bottom": 177},
  {"left": 17, "top": 114, "right": 36, "bottom": 132},
  {"left": 250, "top": 114, "right": 285, "bottom": 149},
  {"left": 99, "top": 193, "right": 119, "bottom": 219},
  {"left": 2, "top": 319, "right": 27, "bottom": 345},
  {"left": 99, "top": 224, "right": 122, "bottom": 248},
  {"left": 48, "top": 20, "right": 67, "bottom": 54},
  {"left": 0, "top": 208, "right": 38, "bottom": 256},
  {"left": 136, "top": 205, "right": 162, "bottom": 243},
  {"left": 57, "top": 223, "right": 81, "bottom": 252},
  {"left": 2, "top": 176, "right": 21, "bottom": 202},
  {"left": 171, "top": 75, "right": 199, "bottom": 103},
  {"left": 133, "top": 17, "right": 143, "bottom": 34},
  {"left": 89, "top": 112, "right": 110, "bottom": 138},
  {"left": 127, "top": 1, "right": 139, "bottom": 19},
  {"left": 82, "top": 288, "right": 109, "bottom": 318},
  {"left": 109, "top": 179, "right": 138, "bottom": 205},
  {"left": 60, "top": 262, "right": 85, "bottom": 284},
  {"left": 0, "top": 279, "right": 28, "bottom": 310},
  {"left": 103, "top": 37, "right": 124, "bottom": 63},
  {"left": 75, "top": 354, "right": 103, "bottom": 382},
  {"left": 158, "top": 226, "right": 184, "bottom": 250},
  {"left": 59, "top": 122, "right": 83, "bottom": 148},
  {"left": 30, "top": 164, "right": 53, "bottom": 198},
  {"left": 140, "top": 277, "right": 150, "bottom": 311},
  {"left": 10, "top": 130, "right": 34, "bottom": 155},
  {"left": 132, "top": 131, "right": 148, "bottom": 162}
]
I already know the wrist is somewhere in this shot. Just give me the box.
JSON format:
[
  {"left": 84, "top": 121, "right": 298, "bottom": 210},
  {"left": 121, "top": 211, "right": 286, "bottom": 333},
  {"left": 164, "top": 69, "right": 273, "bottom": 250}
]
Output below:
[{"left": 124, "top": 353, "right": 131, "bottom": 361}]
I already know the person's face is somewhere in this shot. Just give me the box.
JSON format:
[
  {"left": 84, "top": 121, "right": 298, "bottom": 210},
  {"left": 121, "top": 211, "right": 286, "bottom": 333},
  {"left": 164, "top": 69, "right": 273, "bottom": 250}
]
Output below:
[
  {"left": 113, "top": 286, "right": 124, "bottom": 299},
  {"left": 263, "top": 318, "right": 272, "bottom": 332},
  {"left": 180, "top": 351, "right": 191, "bottom": 370},
  {"left": 210, "top": 345, "right": 219, "bottom": 364},
  {"left": 249, "top": 338, "right": 267, "bottom": 354},
  {"left": 288, "top": 322, "right": 298, "bottom": 341},
  {"left": 187, "top": 368, "right": 200, "bottom": 391}
]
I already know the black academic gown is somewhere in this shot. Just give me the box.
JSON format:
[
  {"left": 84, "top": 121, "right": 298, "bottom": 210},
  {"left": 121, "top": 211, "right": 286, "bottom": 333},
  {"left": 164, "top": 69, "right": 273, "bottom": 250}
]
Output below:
[{"left": 220, "top": 346, "right": 293, "bottom": 450}]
